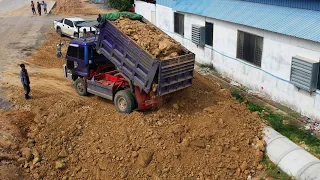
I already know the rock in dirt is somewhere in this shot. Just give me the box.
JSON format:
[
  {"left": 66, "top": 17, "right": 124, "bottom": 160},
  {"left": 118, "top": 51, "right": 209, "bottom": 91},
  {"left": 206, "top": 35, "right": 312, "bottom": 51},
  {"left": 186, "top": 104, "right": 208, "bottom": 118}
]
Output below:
[
  {"left": 98, "top": 157, "right": 108, "bottom": 170},
  {"left": 137, "top": 149, "right": 154, "bottom": 167},
  {"left": 55, "top": 160, "right": 66, "bottom": 169},
  {"left": 191, "top": 139, "right": 206, "bottom": 149},
  {"left": 203, "top": 106, "right": 214, "bottom": 114},
  {"left": 58, "top": 149, "right": 68, "bottom": 158},
  {"left": 255, "top": 151, "right": 263, "bottom": 161},
  {"left": 256, "top": 164, "right": 264, "bottom": 170},
  {"left": 33, "top": 173, "right": 40, "bottom": 179},
  {"left": 32, "top": 157, "right": 41, "bottom": 165},
  {"left": 172, "top": 103, "right": 179, "bottom": 110},
  {"left": 17, "top": 157, "right": 26, "bottom": 165},
  {"left": 254, "top": 139, "right": 265, "bottom": 152},
  {"left": 181, "top": 138, "right": 190, "bottom": 147},
  {"left": 240, "top": 161, "right": 248, "bottom": 171},
  {"left": 219, "top": 89, "right": 231, "bottom": 97},
  {"left": 20, "top": 147, "right": 32, "bottom": 162},
  {"left": 231, "top": 146, "right": 240, "bottom": 152},
  {"left": 132, "top": 151, "right": 139, "bottom": 158},
  {"left": 32, "top": 148, "right": 40, "bottom": 158}
]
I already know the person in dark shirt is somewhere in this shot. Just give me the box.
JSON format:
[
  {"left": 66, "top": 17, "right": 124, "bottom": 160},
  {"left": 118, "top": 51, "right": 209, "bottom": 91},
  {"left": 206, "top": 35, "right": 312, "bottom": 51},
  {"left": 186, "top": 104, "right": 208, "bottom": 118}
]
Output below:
[
  {"left": 37, "top": 2, "right": 41, "bottom": 16},
  {"left": 31, "top": 1, "right": 36, "bottom": 15},
  {"left": 20, "top": 64, "right": 31, "bottom": 99}
]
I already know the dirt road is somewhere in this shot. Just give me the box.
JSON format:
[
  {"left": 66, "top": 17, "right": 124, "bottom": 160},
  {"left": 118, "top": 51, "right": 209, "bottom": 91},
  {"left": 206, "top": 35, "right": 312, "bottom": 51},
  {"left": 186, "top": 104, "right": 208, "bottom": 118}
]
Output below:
[{"left": 0, "top": 1, "right": 268, "bottom": 180}]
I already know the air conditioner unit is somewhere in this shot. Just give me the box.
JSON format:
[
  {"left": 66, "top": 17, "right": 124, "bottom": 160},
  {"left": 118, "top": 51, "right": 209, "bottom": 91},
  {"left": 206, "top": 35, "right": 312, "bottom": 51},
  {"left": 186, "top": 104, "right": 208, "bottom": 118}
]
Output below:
[
  {"left": 290, "top": 56, "right": 319, "bottom": 92},
  {"left": 191, "top": 24, "right": 205, "bottom": 46}
]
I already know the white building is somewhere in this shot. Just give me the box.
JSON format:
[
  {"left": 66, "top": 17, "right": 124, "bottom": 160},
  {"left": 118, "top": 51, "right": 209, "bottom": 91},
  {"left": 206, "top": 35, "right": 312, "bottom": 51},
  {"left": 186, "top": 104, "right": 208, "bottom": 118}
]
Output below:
[{"left": 135, "top": 0, "right": 320, "bottom": 119}]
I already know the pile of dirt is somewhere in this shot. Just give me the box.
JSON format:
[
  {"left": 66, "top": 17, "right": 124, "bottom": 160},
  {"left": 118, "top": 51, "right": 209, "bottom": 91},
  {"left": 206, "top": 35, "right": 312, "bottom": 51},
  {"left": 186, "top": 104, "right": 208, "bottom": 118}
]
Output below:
[
  {"left": 0, "top": 110, "right": 35, "bottom": 179},
  {"left": 26, "top": 30, "right": 67, "bottom": 68},
  {"left": 52, "top": 0, "right": 113, "bottom": 15},
  {"left": 113, "top": 17, "right": 183, "bottom": 60},
  {"left": 1, "top": 65, "right": 267, "bottom": 180}
]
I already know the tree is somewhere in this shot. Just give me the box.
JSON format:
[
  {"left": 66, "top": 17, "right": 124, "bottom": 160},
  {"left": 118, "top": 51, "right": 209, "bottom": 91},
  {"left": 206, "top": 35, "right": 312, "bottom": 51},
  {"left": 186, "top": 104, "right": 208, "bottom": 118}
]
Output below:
[{"left": 107, "top": 0, "right": 133, "bottom": 11}]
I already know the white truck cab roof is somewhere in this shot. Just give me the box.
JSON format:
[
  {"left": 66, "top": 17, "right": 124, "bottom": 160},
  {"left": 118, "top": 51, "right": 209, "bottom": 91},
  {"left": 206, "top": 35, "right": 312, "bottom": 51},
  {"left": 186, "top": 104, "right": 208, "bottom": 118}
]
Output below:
[{"left": 65, "top": 17, "right": 85, "bottom": 22}]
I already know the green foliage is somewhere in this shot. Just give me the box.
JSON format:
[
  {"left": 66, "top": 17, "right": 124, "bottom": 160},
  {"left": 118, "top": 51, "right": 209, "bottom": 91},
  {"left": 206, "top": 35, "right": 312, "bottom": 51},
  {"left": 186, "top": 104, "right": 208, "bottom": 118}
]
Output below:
[
  {"left": 247, "top": 103, "right": 264, "bottom": 113},
  {"left": 231, "top": 91, "right": 320, "bottom": 156},
  {"left": 231, "top": 92, "right": 246, "bottom": 103},
  {"left": 262, "top": 156, "right": 292, "bottom": 180},
  {"left": 107, "top": 0, "right": 133, "bottom": 11},
  {"left": 262, "top": 112, "right": 320, "bottom": 156}
]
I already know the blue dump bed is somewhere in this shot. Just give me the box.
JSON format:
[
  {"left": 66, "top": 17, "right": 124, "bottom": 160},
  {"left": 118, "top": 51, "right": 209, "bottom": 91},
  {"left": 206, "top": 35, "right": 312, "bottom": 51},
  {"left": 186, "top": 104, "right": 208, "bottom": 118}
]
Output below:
[{"left": 96, "top": 18, "right": 195, "bottom": 96}]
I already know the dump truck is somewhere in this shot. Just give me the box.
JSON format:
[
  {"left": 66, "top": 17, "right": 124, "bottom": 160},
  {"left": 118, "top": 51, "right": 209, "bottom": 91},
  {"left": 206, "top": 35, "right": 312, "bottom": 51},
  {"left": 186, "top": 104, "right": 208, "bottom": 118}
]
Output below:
[{"left": 58, "top": 14, "right": 195, "bottom": 113}]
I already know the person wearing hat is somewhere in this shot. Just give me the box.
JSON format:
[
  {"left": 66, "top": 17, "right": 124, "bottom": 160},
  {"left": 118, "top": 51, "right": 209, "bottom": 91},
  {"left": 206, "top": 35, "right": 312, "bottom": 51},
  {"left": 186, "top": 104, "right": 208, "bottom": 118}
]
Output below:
[{"left": 20, "top": 64, "right": 31, "bottom": 99}]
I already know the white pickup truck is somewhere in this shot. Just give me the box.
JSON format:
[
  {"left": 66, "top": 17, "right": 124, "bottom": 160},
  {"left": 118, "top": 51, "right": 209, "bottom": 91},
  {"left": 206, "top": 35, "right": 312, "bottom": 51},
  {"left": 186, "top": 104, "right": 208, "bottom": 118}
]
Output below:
[{"left": 53, "top": 17, "right": 97, "bottom": 38}]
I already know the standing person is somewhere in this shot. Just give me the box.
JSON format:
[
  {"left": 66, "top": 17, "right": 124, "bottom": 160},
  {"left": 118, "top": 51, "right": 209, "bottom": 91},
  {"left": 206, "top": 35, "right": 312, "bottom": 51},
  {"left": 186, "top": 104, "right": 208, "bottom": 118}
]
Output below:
[
  {"left": 37, "top": 2, "right": 41, "bottom": 16},
  {"left": 31, "top": 1, "right": 36, "bottom": 15},
  {"left": 82, "top": 29, "right": 94, "bottom": 37},
  {"left": 42, "top": 1, "right": 47, "bottom": 14},
  {"left": 20, "top": 64, "right": 31, "bottom": 100}
]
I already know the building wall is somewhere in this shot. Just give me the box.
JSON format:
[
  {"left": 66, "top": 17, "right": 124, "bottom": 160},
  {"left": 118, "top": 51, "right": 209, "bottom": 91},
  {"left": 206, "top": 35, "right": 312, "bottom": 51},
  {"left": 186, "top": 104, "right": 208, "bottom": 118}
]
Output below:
[
  {"left": 135, "top": 1, "right": 156, "bottom": 22},
  {"left": 135, "top": 2, "right": 320, "bottom": 119}
]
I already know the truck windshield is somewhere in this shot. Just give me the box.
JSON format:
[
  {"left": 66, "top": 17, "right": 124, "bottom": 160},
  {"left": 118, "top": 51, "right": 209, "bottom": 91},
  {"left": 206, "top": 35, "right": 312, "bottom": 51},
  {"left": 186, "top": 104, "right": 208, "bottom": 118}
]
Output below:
[{"left": 74, "top": 21, "right": 86, "bottom": 26}]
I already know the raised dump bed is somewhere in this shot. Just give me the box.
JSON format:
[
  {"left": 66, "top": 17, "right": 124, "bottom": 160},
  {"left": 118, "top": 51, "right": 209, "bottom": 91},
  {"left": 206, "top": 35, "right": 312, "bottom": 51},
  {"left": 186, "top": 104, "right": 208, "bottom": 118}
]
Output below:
[{"left": 96, "top": 17, "right": 195, "bottom": 96}]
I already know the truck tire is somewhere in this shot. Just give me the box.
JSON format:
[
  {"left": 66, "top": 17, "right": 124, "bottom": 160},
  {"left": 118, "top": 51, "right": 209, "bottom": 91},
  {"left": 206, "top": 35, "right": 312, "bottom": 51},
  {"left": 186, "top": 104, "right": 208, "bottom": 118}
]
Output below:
[
  {"left": 114, "top": 90, "right": 136, "bottom": 114},
  {"left": 57, "top": 27, "right": 62, "bottom": 36},
  {"left": 74, "top": 78, "right": 87, "bottom": 96}
]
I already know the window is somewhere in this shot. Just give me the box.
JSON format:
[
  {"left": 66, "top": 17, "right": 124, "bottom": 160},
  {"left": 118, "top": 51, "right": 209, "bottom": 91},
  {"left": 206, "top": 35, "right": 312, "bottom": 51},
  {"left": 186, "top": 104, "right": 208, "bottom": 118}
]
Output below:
[
  {"left": 174, "top": 12, "right": 184, "bottom": 36},
  {"left": 67, "top": 46, "right": 78, "bottom": 58},
  {"left": 79, "top": 46, "right": 84, "bottom": 60},
  {"left": 237, "top": 31, "right": 263, "bottom": 67},
  {"left": 64, "top": 19, "right": 74, "bottom": 27},
  {"left": 317, "top": 66, "right": 320, "bottom": 90},
  {"left": 205, "top": 22, "right": 213, "bottom": 46}
]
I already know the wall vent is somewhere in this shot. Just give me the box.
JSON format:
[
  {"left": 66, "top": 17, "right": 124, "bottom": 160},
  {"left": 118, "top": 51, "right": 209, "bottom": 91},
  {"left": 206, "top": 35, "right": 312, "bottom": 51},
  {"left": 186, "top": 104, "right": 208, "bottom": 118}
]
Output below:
[
  {"left": 290, "top": 56, "right": 319, "bottom": 92},
  {"left": 191, "top": 24, "right": 205, "bottom": 46}
]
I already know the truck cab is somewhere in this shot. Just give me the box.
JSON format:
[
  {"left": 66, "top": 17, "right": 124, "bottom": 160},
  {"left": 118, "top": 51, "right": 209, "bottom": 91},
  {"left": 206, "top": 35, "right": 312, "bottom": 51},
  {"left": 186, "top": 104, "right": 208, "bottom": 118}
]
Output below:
[{"left": 64, "top": 37, "right": 111, "bottom": 79}]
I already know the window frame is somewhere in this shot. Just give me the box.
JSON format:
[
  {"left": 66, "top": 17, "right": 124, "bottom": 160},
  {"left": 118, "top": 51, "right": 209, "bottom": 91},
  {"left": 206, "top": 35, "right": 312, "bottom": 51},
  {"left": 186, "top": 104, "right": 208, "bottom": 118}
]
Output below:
[
  {"left": 64, "top": 19, "right": 74, "bottom": 27},
  {"left": 236, "top": 30, "right": 263, "bottom": 67},
  {"left": 174, "top": 12, "right": 184, "bottom": 36},
  {"left": 205, "top": 22, "right": 213, "bottom": 46},
  {"left": 66, "top": 46, "right": 78, "bottom": 58}
]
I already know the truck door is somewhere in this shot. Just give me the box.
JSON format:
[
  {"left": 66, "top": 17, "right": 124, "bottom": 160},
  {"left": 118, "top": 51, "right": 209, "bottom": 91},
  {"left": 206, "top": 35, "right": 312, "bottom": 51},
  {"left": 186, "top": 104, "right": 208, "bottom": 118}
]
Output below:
[
  {"left": 66, "top": 44, "right": 89, "bottom": 77},
  {"left": 63, "top": 19, "right": 75, "bottom": 37}
]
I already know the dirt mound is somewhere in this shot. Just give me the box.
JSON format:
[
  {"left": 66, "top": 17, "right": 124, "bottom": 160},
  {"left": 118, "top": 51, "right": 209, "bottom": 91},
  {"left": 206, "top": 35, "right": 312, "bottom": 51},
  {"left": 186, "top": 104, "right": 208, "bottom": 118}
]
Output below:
[
  {"left": 0, "top": 110, "right": 35, "bottom": 179},
  {"left": 1, "top": 68, "right": 266, "bottom": 180},
  {"left": 52, "top": 0, "right": 113, "bottom": 15},
  {"left": 113, "top": 17, "right": 183, "bottom": 60},
  {"left": 26, "top": 30, "right": 67, "bottom": 68}
]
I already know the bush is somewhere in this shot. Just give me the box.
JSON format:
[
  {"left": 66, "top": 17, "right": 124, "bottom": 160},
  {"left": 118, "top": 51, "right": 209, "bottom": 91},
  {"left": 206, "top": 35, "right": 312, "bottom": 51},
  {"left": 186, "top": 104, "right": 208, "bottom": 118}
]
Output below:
[{"left": 107, "top": 0, "right": 133, "bottom": 11}]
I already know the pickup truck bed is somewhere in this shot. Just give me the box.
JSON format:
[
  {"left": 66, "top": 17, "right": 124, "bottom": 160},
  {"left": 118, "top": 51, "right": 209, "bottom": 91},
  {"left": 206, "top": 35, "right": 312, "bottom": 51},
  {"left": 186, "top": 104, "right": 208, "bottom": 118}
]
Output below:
[{"left": 96, "top": 18, "right": 195, "bottom": 96}]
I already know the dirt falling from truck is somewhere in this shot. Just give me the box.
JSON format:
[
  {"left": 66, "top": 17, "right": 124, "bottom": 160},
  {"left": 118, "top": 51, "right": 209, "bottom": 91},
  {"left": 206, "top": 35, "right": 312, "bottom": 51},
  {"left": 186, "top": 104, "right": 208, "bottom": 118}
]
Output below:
[{"left": 113, "top": 17, "right": 184, "bottom": 60}]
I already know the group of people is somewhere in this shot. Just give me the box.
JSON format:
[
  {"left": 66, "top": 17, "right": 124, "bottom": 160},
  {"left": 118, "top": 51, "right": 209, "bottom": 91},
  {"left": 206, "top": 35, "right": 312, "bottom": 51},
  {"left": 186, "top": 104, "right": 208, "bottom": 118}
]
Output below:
[{"left": 31, "top": 1, "right": 47, "bottom": 16}]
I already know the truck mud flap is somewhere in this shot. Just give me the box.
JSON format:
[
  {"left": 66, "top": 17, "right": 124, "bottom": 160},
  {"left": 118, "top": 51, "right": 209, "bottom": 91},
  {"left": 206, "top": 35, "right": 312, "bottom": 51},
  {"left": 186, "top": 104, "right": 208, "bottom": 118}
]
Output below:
[{"left": 157, "top": 54, "right": 195, "bottom": 96}]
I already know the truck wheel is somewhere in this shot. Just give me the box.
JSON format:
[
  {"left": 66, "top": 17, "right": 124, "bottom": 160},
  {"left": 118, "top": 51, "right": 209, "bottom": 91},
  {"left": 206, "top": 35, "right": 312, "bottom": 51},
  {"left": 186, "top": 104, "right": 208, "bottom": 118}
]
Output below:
[
  {"left": 114, "top": 90, "right": 136, "bottom": 114},
  {"left": 57, "top": 27, "right": 62, "bottom": 36},
  {"left": 74, "top": 78, "right": 87, "bottom": 96}
]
